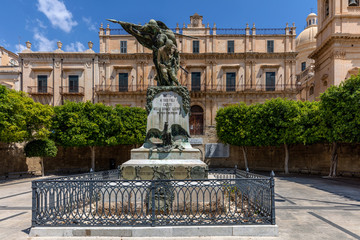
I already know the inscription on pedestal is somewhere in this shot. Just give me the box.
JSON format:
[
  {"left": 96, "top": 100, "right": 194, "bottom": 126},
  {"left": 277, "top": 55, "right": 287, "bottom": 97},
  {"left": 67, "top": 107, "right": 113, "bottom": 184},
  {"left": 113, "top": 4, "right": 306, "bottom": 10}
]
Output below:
[{"left": 147, "top": 92, "right": 189, "bottom": 136}]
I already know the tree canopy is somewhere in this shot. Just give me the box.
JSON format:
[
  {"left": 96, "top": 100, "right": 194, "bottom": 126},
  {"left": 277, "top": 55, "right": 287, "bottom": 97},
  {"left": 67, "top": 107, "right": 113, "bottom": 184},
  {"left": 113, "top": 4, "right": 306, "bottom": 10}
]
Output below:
[
  {"left": 320, "top": 74, "right": 360, "bottom": 176},
  {"left": 216, "top": 98, "right": 324, "bottom": 173},
  {"left": 24, "top": 139, "right": 57, "bottom": 158},
  {"left": 0, "top": 85, "right": 53, "bottom": 143}
]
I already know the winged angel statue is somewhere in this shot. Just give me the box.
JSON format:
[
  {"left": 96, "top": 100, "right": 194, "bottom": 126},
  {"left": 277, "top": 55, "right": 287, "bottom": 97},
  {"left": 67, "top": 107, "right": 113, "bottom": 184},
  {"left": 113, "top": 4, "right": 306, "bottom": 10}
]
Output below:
[
  {"left": 107, "top": 19, "right": 192, "bottom": 152},
  {"left": 107, "top": 19, "right": 181, "bottom": 86}
]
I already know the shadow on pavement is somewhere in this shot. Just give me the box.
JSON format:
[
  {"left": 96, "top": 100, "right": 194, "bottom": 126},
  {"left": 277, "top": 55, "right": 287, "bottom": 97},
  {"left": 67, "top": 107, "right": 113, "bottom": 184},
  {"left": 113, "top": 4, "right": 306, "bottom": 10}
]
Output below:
[{"left": 276, "top": 174, "right": 360, "bottom": 202}]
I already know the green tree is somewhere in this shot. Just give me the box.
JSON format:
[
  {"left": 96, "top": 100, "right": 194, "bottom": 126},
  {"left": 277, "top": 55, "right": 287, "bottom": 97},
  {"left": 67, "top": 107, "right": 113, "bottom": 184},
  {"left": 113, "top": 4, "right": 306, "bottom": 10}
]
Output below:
[
  {"left": 297, "top": 101, "right": 324, "bottom": 146},
  {"left": 216, "top": 103, "right": 251, "bottom": 169},
  {"left": 113, "top": 105, "right": 147, "bottom": 145},
  {"left": 320, "top": 75, "right": 360, "bottom": 177},
  {"left": 256, "top": 98, "right": 302, "bottom": 174},
  {"left": 51, "top": 102, "right": 147, "bottom": 171},
  {"left": 217, "top": 98, "right": 311, "bottom": 174},
  {"left": 51, "top": 101, "right": 117, "bottom": 170},
  {"left": 0, "top": 85, "right": 53, "bottom": 143},
  {"left": 24, "top": 139, "right": 57, "bottom": 176}
]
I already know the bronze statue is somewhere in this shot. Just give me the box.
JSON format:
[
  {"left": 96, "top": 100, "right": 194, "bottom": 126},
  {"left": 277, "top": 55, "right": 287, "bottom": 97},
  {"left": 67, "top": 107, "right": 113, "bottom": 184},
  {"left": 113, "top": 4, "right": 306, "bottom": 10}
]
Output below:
[{"left": 107, "top": 19, "right": 180, "bottom": 86}]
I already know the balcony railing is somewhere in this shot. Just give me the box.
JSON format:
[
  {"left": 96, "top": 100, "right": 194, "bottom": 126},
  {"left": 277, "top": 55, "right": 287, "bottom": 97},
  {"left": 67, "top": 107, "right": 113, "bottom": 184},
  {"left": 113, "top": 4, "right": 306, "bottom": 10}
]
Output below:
[
  {"left": 296, "top": 66, "right": 315, "bottom": 82},
  {"left": 27, "top": 86, "right": 53, "bottom": 95},
  {"left": 185, "top": 84, "right": 296, "bottom": 92},
  {"left": 256, "top": 28, "right": 286, "bottom": 35},
  {"left": 109, "top": 27, "right": 286, "bottom": 36},
  {"left": 216, "top": 28, "right": 246, "bottom": 35},
  {"left": 95, "top": 84, "right": 156, "bottom": 93},
  {"left": 95, "top": 84, "right": 296, "bottom": 94},
  {"left": 59, "top": 86, "right": 85, "bottom": 95}
]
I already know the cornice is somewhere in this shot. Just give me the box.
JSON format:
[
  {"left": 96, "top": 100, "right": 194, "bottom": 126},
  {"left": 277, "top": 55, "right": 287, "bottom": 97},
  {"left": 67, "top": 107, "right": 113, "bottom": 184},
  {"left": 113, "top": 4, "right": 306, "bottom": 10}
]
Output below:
[
  {"left": 310, "top": 34, "right": 360, "bottom": 59},
  {"left": 18, "top": 51, "right": 298, "bottom": 62},
  {"left": 19, "top": 52, "right": 96, "bottom": 59},
  {"left": 0, "top": 46, "right": 18, "bottom": 59},
  {"left": 181, "top": 52, "right": 297, "bottom": 60}
]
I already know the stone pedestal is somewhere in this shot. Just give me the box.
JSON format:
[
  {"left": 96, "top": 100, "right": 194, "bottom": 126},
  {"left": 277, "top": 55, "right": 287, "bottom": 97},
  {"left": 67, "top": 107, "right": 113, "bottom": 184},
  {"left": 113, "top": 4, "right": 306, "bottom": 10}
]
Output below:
[{"left": 121, "top": 86, "right": 208, "bottom": 180}]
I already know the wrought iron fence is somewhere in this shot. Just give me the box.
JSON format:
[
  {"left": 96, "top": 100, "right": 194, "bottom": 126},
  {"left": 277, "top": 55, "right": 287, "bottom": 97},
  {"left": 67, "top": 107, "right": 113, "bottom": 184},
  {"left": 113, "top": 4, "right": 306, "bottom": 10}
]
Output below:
[{"left": 32, "top": 168, "right": 275, "bottom": 227}]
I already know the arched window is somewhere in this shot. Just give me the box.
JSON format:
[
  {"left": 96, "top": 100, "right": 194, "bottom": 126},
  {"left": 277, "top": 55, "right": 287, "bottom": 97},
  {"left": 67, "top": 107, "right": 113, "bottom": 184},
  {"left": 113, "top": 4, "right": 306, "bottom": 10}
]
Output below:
[
  {"left": 190, "top": 105, "right": 204, "bottom": 135},
  {"left": 349, "top": 0, "right": 359, "bottom": 6},
  {"left": 309, "top": 86, "right": 315, "bottom": 96},
  {"left": 325, "top": 0, "right": 330, "bottom": 17}
]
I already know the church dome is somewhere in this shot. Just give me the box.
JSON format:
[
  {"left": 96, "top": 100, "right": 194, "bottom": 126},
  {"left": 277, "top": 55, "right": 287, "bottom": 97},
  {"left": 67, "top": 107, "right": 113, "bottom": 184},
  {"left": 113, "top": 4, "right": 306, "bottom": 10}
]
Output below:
[{"left": 296, "top": 13, "right": 318, "bottom": 48}]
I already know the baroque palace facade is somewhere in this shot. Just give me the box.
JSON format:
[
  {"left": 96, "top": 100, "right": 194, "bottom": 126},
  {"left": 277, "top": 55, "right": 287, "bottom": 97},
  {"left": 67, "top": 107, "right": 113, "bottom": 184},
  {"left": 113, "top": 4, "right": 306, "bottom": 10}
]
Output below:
[
  {"left": 16, "top": 13, "right": 298, "bottom": 139},
  {"left": 297, "top": 0, "right": 360, "bottom": 101}
]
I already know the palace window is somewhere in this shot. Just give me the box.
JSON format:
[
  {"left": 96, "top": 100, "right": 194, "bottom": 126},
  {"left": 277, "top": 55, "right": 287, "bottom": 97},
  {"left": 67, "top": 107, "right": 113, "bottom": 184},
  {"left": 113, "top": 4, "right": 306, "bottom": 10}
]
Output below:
[
  {"left": 119, "top": 73, "right": 128, "bottom": 92},
  {"left": 349, "top": 0, "right": 359, "bottom": 6},
  {"left": 266, "top": 72, "right": 276, "bottom": 91},
  {"left": 37, "top": 75, "right": 47, "bottom": 93},
  {"left": 301, "top": 62, "right": 306, "bottom": 71},
  {"left": 191, "top": 72, "right": 201, "bottom": 92},
  {"left": 120, "top": 41, "right": 127, "bottom": 53},
  {"left": 227, "top": 40, "right": 234, "bottom": 53},
  {"left": 226, "top": 72, "right": 236, "bottom": 92},
  {"left": 267, "top": 40, "right": 274, "bottom": 53},
  {"left": 193, "top": 40, "right": 199, "bottom": 53},
  {"left": 69, "top": 75, "right": 79, "bottom": 93}
]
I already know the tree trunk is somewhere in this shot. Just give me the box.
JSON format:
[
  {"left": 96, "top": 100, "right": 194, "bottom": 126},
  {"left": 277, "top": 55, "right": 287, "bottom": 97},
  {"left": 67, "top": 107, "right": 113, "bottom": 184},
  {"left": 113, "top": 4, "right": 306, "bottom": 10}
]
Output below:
[
  {"left": 241, "top": 146, "right": 249, "bottom": 170},
  {"left": 284, "top": 144, "right": 289, "bottom": 174},
  {"left": 41, "top": 157, "right": 44, "bottom": 177},
  {"left": 90, "top": 146, "right": 96, "bottom": 171},
  {"left": 329, "top": 142, "right": 338, "bottom": 177}
]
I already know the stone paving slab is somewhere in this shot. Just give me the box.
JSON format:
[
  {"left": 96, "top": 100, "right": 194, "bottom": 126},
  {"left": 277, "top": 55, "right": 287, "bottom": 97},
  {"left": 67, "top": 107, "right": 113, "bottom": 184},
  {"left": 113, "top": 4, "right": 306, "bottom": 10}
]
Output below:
[{"left": 0, "top": 174, "right": 359, "bottom": 240}]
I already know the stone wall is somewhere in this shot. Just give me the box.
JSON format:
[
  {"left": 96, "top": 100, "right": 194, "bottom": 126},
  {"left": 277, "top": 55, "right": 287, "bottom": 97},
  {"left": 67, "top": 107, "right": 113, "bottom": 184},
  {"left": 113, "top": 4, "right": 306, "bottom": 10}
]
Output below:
[
  {"left": 207, "top": 143, "right": 360, "bottom": 177},
  {"left": 0, "top": 144, "right": 134, "bottom": 177},
  {"left": 0, "top": 143, "right": 27, "bottom": 176},
  {"left": 1, "top": 142, "right": 360, "bottom": 177},
  {"left": 43, "top": 145, "right": 135, "bottom": 174}
]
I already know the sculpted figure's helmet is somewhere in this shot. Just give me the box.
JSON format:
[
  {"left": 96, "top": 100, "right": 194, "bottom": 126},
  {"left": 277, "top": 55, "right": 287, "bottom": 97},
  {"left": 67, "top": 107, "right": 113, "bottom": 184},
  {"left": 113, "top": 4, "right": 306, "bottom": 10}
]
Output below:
[{"left": 149, "top": 19, "right": 157, "bottom": 26}]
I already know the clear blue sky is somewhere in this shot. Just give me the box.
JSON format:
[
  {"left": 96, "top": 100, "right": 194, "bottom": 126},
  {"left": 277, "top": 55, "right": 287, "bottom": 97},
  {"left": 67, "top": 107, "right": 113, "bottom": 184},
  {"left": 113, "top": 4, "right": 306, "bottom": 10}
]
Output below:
[{"left": 0, "top": 0, "right": 316, "bottom": 54}]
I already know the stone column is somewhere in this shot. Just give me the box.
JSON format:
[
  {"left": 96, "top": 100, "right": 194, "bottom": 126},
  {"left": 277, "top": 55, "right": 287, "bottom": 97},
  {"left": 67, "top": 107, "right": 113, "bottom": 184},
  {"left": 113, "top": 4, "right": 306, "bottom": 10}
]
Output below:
[
  {"left": 251, "top": 61, "right": 256, "bottom": 89},
  {"left": 291, "top": 60, "right": 296, "bottom": 88},
  {"left": 245, "top": 61, "right": 251, "bottom": 88}
]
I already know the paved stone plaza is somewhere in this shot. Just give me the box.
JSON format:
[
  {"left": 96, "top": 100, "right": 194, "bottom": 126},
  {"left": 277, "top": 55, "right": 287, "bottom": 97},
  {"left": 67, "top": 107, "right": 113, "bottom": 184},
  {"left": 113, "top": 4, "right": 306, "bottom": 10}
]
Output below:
[{"left": 0, "top": 174, "right": 359, "bottom": 240}]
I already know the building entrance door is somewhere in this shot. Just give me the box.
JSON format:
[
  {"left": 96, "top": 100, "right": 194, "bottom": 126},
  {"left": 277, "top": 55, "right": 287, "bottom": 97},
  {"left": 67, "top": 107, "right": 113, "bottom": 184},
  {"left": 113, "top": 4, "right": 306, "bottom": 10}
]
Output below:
[{"left": 190, "top": 105, "right": 204, "bottom": 135}]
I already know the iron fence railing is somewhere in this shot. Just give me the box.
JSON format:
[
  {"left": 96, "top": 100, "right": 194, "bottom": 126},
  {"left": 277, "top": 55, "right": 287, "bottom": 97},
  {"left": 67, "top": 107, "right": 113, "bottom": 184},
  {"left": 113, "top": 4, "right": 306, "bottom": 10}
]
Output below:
[
  {"left": 27, "top": 86, "right": 53, "bottom": 95},
  {"left": 32, "top": 168, "right": 275, "bottom": 227}
]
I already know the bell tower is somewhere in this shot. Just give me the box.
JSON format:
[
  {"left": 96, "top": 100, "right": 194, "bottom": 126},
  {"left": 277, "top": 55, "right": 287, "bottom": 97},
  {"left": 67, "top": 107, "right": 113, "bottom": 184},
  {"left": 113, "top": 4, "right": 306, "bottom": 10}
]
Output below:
[{"left": 309, "top": 0, "right": 360, "bottom": 97}]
